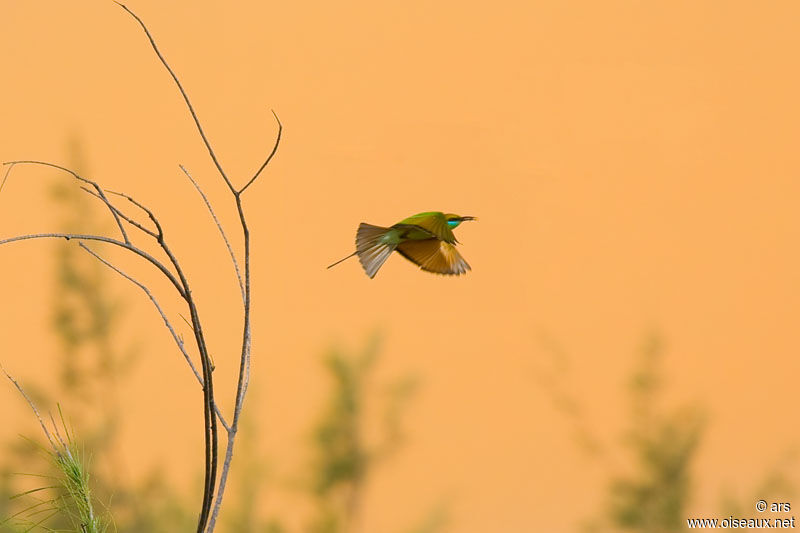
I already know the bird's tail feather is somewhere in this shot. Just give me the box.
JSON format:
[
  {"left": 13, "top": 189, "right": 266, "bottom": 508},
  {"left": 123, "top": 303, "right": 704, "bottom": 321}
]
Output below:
[
  {"left": 327, "top": 251, "right": 357, "bottom": 270},
  {"left": 356, "top": 223, "right": 396, "bottom": 278}
]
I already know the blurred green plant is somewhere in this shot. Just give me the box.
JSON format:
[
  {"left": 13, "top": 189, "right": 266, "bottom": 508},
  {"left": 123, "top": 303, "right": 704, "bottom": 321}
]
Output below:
[
  {"left": 604, "top": 335, "right": 705, "bottom": 532},
  {"left": 540, "top": 333, "right": 706, "bottom": 533},
  {"left": 719, "top": 450, "right": 797, "bottom": 520},
  {"left": 217, "top": 335, "right": 442, "bottom": 533},
  {"left": 307, "top": 335, "right": 442, "bottom": 533},
  {"left": 49, "top": 137, "right": 136, "bottom": 415},
  {"left": 0, "top": 369, "right": 107, "bottom": 533}
]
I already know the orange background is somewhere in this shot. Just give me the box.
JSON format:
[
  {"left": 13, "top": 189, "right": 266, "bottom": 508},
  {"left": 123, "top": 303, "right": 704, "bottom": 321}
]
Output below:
[{"left": 2, "top": 2, "right": 799, "bottom": 531}]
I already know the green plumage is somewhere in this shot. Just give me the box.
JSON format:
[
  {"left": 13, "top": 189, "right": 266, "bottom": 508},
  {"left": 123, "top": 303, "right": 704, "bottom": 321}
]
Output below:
[
  {"left": 328, "top": 212, "right": 476, "bottom": 278},
  {"left": 394, "top": 212, "right": 459, "bottom": 243}
]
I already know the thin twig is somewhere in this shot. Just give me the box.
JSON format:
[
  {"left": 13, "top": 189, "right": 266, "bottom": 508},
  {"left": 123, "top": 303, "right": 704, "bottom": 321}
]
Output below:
[
  {"left": 0, "top": 233, "right": 186, "bottom": 299},
  {"left": 105, "top": 178, "right": 220, "bottom": 524},
  {"left": 132, "top": 202, "right": 221, "bottom": 533},
  {"left": 79, "top": 243, "right": 231, "bottom": 432},
  {"left": 0, "top": 162, "right": 14, "bottom": 194},
  {"left": 79, "top": 186, "right": 158, "bottom": 238},
  {"left": 106, "top": 190, "right": 165, "bottom": 240},
  {"left": 1, "top": 365, "right": 57, "bottom": 450},
  {"left": 2, "top": 160, "right": 130, "bottom": 244},
  {"left": 179, "top": 164, "right": 245, "bottom": 304},
  {"left": 239, "top": 110, "right": 282, "bottom": 194},
  {"left": 113, "top": 5, "right": 239, "bottom": 529},
  {"left": 115, "top": 2, "right": 235, "bottom": 194},
  {"left": 207, "top": 200, "right": 249, "bottom": 530},
  {"left": 208, "top": 148, "right": 262, "bottom": 530}
]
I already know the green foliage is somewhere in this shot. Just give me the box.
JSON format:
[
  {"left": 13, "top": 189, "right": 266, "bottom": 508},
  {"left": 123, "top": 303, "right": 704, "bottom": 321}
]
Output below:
[
  {"left": 308, "top": 336, "right": 379, "bottom": 533},
  {"left": 607, "top": 336, "right": 705, "bottom": 532},
  {"left": 312, "top": 344, "right": 374, "bottom": 498},
  {"left": 307, "top": 335, "right": 430, "bottom": 533},
  {"left": 404, "top": 505, "right": 449, "bottom": 533},
  {"left": 580, "top": 335, "right": 705, "bottom": 533},
  {"left": 719, "top": 451, "right": 797, "bottom": 519},
  {"left": 0, "top": 396, "right": 107, "bottom": 533}
]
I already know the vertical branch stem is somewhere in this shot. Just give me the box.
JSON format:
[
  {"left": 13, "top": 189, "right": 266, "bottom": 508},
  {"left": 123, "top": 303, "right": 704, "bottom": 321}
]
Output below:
[
  {"left": 208, "top": 112, "right": 281, "bottom": 529},
  {"left": 114, "top": 5, "right": 222, "bottom": 530}
]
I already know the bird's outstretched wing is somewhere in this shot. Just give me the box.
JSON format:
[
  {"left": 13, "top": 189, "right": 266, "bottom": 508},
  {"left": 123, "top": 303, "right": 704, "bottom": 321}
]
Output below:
[
  {"left": 394, "top": 212, "right": 456, "bottom": 243},
  {"left": 396, "top": 239, "right": 471, "bottom": 275},
  {"left": 355, "top": 223, "right": 397, "bottom": 278}
]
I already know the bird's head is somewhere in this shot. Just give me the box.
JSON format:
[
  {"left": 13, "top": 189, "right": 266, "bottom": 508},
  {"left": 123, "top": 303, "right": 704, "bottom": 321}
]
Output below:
[{"left": 444, "top": 214, "right": 477, "bottom": 228}]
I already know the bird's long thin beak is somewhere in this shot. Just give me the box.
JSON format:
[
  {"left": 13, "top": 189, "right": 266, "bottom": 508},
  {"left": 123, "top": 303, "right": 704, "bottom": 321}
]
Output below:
[{"left": 460, "top": 216, "right": 477, "bottom": 221}]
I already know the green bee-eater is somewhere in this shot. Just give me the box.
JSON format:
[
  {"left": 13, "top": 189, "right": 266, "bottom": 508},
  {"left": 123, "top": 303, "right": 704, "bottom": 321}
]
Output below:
[{"left": 327, "top": 212, "right": 476, "bottom": 278}]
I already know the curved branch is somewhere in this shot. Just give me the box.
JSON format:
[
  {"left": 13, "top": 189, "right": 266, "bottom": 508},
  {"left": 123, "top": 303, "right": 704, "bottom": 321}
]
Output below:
[
  {"left": 239, "top": 110, "right": 282, "bottom": 195},
  {"left": 0, "top": 233, "right": 185, "bottom": 299},
  {"left": 3, "top": 160, "right": 130, "bottom": 244},
  {"left": 115, "top": 6, "right": 221, "bottom": 530},
  {"left": 80, "top": 243, "right": 231, "bottom": 433}
]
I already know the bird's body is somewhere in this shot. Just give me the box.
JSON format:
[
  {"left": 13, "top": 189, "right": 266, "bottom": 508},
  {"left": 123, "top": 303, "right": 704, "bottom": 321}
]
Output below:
[{"left": 328, "top": 211, "right": 475, "bottom": 278}]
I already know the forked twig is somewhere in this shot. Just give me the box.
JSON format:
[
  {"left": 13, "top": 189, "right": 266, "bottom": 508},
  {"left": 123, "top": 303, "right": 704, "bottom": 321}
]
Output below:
[
  {"left": 2, "top": 4, "right": 282, "bottom": 531},
  {"left": 239, "top": 110, "right": 283, "bottom": 194},
  {"left": 208, "top": 108, "right": 282, "bottom": 530},
  {"left": 112, "top": 8, "right": 224, "bottom": 525},
  {"left": 114, "top": 5, "right": 282, "bottom": 530}
]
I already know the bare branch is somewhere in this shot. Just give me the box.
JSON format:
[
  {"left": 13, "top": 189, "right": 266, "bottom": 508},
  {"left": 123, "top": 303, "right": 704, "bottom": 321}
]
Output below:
[
  {"left": 115, "top": 2, "right": 235, "bottom": 194},
  {"left": 0, "top": 162, "right": 13, "bottom": 194},
  {"left": 209, "top": 191, "right": 254, "bottom": 530},
  {"left": 113, "top": 193, "right": 223, "bottom": 528},
  {"left": 80, "top": 186, "right": 158, "bottom": 238},
  {"left": 106, "top": 190, "right": 164, "bottom": 240},
  {"left": 79, "top": 243, "right": 231, "bottom": 432},
  {"left": 239, "top": 110, "right": 282, "bottom": 195},
  {"left": 114, "top": 6, "right": 224, "bottom": 527},
  {"left": 208, "top": 101, "right": 274, "bottom": 523},
  {"left": 208, "top": 324, "right": 252, "bottom": 529},
  {"left": 180, "top": 165, "right": 245, "bottom": 304},
  {"left": 0, "top": 233, "right": 186, "bottom": 299},
  {"left": 3, "top": 160, "right": 130, "bottom": 244}
]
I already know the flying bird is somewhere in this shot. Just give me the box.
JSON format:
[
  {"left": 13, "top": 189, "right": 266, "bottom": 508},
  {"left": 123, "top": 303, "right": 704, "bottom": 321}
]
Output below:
[{"left": 327, "top": 211, "right": 476, "bottom": 278}]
